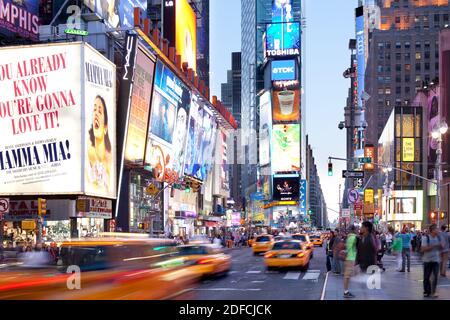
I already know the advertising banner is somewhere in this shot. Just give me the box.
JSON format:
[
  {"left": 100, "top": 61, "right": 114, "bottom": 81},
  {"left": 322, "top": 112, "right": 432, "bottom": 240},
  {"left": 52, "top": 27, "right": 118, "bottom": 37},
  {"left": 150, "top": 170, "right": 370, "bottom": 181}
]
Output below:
[
  {"left": 273, "top": 175, "right": 299, "bottom": 201},
  {"left": 124, "top": 46, "right": 155, "bottom": 165},
  {"left": 356, "top": 7, "right": 365, "bottom": 108},
  {"left": 84, "top": 0, "right": 146, "bottom": 28},
  {"left": 219, "top": 130, "right": 229, "bottom": 191},
  {"left": 271, "top": 60, "right": 296, "bottom": 81},
  {"left": 272, "top": 0, "right": 293, "bottom": 23},
  {"left": 118, "top": 0, "right": 147, "bottom": 27},
  {"left": 428, "top": 88, "right": 440, "bottom": 178},
  {"left": 176, "top": 0, "right": 197, "bottom": 72},
  {"left": 402, "top": 138, "right": 415, "bottom": 162},
  {"left": 272, "top": 88, "right": 300, "bottom": 123},
  {"left": 0, "top": 0, "right": 39, "bottom": 41},
  {"left": 259, "top": 91, "right": 272, "bottom": 166},
  {"left": 265, "top": 22, "right": 300, "bottom": 58},
  {"left": 364, "top": 144, "right": 375, "bottom": 170},
  {"left": 272, "top": 124, "right": 300, "bottom": 172},
  {"left": 75, "top": 197, "right": 112, "bottom": 219},
  {"left": 299, "top": 179, "right": 307, "bottom": 215},
  {"left": 231, "top": 212, "right": 241, "bottom": 226},
  {"left": 146, "top": 60, "right": 191, "bottom": 181},
  {"left": 196, "top": 108, "right": 217, "bottom": 181},
  {"left": 84, "top": 45, "right": 117, "bottom": 199},
  {"left": 364, "top": 188, "right": 374, "bottom": 204},
  {"left": 0, "top": 42, "right": 116, "bottom": 198},
  {"left": 184, "top": 94, "right": 205, "bottom": 179}
]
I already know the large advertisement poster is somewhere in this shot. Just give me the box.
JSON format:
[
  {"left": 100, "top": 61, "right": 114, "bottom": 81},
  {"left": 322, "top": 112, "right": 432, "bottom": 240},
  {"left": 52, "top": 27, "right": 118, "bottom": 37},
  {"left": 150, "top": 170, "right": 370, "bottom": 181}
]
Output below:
[
  {"left": 195, "top": 108, "right": 217, "bottom": 181},
  {"left": 0, "top": 42, "right": 116, "bottom": 198},
  {"left": 272, "top": 124, "right": 300, "bottom": 172},
  {"left": 0, "top": 0, "right": 39, "bottom": 40},
  {"left": 176, "top": 0, "right": 197, "bottom": 72},
  {"left": 219, "top": 130, "right": 229, "bottom": 191},
  {"left": 273, "top": 175, "right": 299, "bottom": 201},
  {"left": 146, "top": 60, "right": 190, "bottom": 181},
  {"left": 184, "top": 94, "right": 205, "bottom": 179},
  {"left": 259, "top": 91, "right": 272, "bottom": 166},
  {"left": 124, "top": 47, "right": 155, "bottom": 165},
  {"left": 428, "top": 88, "right": 440, "bottom": 178},
  {"left": 265, "top": 22, "right": 300, "bottom": 58},
  {"left": 272, "top": 88, "right": 300, "bottom": 122},
  {"left": 84, "top": 45, "right": 117, "bottom": 199},
  {"left": 356, "top": 7, "right": 365, "bottom": 109}
]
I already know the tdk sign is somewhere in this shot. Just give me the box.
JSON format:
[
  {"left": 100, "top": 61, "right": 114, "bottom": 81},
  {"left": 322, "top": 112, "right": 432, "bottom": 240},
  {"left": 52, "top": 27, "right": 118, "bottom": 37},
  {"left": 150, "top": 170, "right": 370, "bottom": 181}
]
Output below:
[{"left": 271, "top": 60, "right": 296, "bottom": 81}]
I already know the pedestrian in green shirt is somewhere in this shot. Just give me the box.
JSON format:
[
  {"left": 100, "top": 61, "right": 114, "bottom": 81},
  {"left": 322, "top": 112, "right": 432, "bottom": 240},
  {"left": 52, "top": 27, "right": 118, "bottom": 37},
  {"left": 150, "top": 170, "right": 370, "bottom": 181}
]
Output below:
[
  {"left": 343, "top": 225, "right": 358, "bottom": 298},
  {"left": 392, "top": 232, "right": 403, "bottom": 271}
]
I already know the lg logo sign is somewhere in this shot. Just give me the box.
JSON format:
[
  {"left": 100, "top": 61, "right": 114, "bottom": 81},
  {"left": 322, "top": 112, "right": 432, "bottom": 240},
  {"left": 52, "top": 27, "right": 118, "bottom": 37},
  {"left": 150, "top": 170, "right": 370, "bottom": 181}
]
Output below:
[
  {"left": 165, "top": 0, "right": 174, "bottom": 6},
  {"left": 273, "top": 67, "right": 294, "bottom": 74}
]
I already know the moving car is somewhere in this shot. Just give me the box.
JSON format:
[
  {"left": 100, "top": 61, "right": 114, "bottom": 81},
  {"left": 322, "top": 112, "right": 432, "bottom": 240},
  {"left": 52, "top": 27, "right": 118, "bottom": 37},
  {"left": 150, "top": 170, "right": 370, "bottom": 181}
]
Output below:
[
  {"left": 291, "top": 233, "right": 314, "bottom": 257},
  {"left": 176, "top": 244, "right": 231, "bottom": 278},
  {"left": 264, "top": 240, "right": 312, "bottom": 271},
  {"left": 252, "top": 234, "right": 275, "bottom": 255},
  {"left": 309, "top": 234, "right": 323, "bottom": 247}
]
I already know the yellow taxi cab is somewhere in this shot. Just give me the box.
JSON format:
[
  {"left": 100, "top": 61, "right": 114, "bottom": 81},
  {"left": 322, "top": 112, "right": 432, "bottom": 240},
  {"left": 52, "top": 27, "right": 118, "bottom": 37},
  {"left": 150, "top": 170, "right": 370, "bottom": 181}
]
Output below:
[
  {"left": 309, "top": 234, "right": 323, "bottom": 247},
  {"left": 252, "top": 234, "right": 275, "bottom": 255},
  {"left": 291, "top": 233, "right": 314, "bottom": 258},
  {"left": 176, "top": 243, "right": 231, "bottom": 278},
  {"left": 264, "top": 240, "right": 312, "bottom": 271}
]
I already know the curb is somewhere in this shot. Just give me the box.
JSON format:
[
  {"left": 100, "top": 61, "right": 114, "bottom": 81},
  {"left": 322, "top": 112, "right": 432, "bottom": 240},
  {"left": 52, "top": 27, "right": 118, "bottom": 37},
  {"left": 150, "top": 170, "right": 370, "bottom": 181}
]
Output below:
[{"left": 320, "top": 271, "right": 330, "bottom": 300}]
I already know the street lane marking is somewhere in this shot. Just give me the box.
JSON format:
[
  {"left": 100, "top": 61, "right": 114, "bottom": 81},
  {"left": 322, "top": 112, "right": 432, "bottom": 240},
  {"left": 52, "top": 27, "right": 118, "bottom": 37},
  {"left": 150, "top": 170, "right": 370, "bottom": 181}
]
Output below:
[
  {"left": 193, "top": 288, "right": 262, "bottom": 291},
  {"left": 320, "top": 271, "right": 330, "bottom": 301},
  {"left": 308, "top": 270, "right": 321, "bottom": 273},
  {"left": 303, "top": 271, "right": 320, "bottom": 281},
  {"left": 246, "top": 270, "right": 261, "bottom": 274},
  {"left": 283, "top": 272, "right": 301, "bottom": 280},
  {"left": 229, "top": 271, "right": 238, "bottom": 274},
  {"left": 251, "top": 280, "right": 265, "bottom": 283}
]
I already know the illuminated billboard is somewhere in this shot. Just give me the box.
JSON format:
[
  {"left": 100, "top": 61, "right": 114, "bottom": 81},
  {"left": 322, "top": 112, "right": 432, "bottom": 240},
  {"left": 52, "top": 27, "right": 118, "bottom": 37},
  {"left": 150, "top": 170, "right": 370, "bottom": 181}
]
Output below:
[
  {"left": 402, "top": 138, "right": 415, "bottom": 162},
  {"left": 364, "top": 144, "right": 375, "bottom": 170},
  {"left": 356, "top": 7, "right": 365, "bottom": 108},
  {"left": 272, "top": 88, "right": 300, "bottom": 122},
  {"left": 0, "top": 0, "right": 39, "bottom": 40},
  {"left": 184, "top": 94, "right": 205, "bottom": 179},
  {"left": 259, "top": 91, "right": 272, "bottom": 166},
  {"left": 265, "top": 22, "right": 300, "bottom": 58},
  {"left": 428, "top": 88, "right": 440, "bottom": 178},
  {"left": 272, "top": 0, "right": 294, "bottom": 23},
  {"left": 272, "top": 124, "right": 301, "bottom": 172},
  {"left": 271, "top": 60, "right": 296, "bottom": 81},
  {"left": 0, "top": 42, "right": 116, "bottom": 198},
  {"left": 124, "top": 46, "right": 155, "bottom": 165},
  {"left": 273, "top": 174, "right": 299, "bottom": 201}
]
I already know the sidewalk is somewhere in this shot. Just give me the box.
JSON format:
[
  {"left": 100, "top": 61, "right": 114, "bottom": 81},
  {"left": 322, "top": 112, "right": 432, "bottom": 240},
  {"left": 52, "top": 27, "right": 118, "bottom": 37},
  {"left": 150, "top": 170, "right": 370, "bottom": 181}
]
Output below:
[{"left": 323, "top": 255, "right": 450, "bottom": 300}]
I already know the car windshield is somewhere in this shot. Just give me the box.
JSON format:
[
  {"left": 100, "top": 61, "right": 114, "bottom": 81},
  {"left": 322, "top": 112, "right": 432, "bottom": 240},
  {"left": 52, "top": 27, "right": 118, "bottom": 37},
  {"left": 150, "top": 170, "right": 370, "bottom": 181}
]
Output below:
[
  {"left": 272, "top": 242, "right": 301, "bottom": 250},
  {"left": 177, "top": 246, "right": 210, "bottom": 255},
  {"left": 256, "top": 236, "right": 271, "bottom": 242},
  {"left": 292, "top": 235, "right": 306, "bottom": 242}
]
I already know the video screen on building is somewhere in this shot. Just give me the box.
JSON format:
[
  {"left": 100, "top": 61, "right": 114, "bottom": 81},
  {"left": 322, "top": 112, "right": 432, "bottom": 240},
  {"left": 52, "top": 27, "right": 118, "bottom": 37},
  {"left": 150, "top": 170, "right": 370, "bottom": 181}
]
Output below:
[
  {"left": 184, "top": 94, "right": 205, "bottom": 179},
  {"left": 271, "top": 60, "right": 297, "bottom": 81},
  {"left": 273, "top": 175, "right": 299, "bottom": 201},
  {"left": 272, "top": 124, "right": 301, "bottom": 172},
  {"left": 272, "top": 88, "right": 300, "bottom": 122},
  {"left": 265, "top": 22, "right": 300, "bottom": 58},
  {"left": 259, "top": 91, "right": 272, "bottom": 166}
]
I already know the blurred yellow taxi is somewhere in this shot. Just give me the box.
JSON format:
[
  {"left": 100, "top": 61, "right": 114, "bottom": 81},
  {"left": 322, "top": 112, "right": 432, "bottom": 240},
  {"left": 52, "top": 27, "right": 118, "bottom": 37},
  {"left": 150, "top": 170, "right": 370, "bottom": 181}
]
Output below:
[
  {"left": 252, "top": 234, "right": 274, "bottom": 255},
  {"left": 264, "top": 240, "right": 312, "bottom": 271},
  {"left": 309, "top": 234, "right": 323, "bottom": 247},
  {"left": 291, "top": 233, "right": 314, "bottom": 251},
  {"left": 176, "top": 244, "right": 231, "bottom": 278}
]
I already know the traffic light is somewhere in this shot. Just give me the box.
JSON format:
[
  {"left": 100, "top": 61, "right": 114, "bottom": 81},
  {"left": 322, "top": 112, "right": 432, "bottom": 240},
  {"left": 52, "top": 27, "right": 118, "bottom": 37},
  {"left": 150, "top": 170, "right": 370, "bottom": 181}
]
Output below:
[
  {"left": 430, "top": 211, "right": 437, "bottom": 220},
  {"left": 308, "top": 208, "right": 313, "bottom": 214},
  {"left": 328, "top": 161, "right": 333, "bottom": 176},
  {"left": 139, "top": 223, "right": 145, "bottom": 230},
  {"left": 185, "top": 181, "right": 191, "bottom": 193},
  {"left": 441, "top": 211, "right": 446, "bottom": 220}
]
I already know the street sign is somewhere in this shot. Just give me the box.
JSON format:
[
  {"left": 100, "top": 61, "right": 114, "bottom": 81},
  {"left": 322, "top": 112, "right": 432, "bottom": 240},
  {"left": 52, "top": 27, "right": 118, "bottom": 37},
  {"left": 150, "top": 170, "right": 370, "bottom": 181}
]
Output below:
[
  {"left": 354, "top": 203, "right": 363, "bottom": 210},
  {"left": 342, "top": 170, "right": 364, "bottom": 178},
  {"left": 347, "top": 189, "right": 360, "bottom": 204},
  {"left": 64, "top": 28, "right": 89, "bottom": 36},
  {"left": 358, "top": 157, "right": 372, "bottom": 164},
  {"left": 341, "top": 208, "right": 350, "bottom": 218},
  {"left": 0, "top": 198, "right": 9, "bottom": 215},
  {"left": 146, "top": 184, "right": 159, "bottom": 196}
]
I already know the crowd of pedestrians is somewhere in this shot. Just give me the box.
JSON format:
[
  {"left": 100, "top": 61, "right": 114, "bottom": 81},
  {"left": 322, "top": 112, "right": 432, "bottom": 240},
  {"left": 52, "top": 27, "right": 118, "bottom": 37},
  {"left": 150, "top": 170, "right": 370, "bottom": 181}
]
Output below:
[{"left": 324, "top": 222, "right": 450, "bottom": 299}]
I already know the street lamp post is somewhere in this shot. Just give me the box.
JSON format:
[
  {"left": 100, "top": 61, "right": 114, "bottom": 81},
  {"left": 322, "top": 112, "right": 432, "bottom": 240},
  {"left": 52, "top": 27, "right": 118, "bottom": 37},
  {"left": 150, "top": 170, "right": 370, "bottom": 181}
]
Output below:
[
  {"left": 382, "top": 166, "right": 393, "bottom": 230},
  {"left": 432, "top": 120, "right": 448, "bottom": 227}
]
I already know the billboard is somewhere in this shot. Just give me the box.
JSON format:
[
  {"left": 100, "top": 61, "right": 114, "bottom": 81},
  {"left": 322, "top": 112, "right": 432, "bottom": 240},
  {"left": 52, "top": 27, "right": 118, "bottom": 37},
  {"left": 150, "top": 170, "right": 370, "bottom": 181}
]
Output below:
[
  {"left": 402, "top": 138, "right": 415, "bottom": 162},
  {"left": 273, "top": 175, "right": 299, "bottom": 201},
  {"left": 356, "top": 7, "right": 365, "bottom": 108},
  {"left": 272, "top": 88, "right": 300, "bottom": 122},
  {"left": 184, "top": 94, "right": 205, "bottom": 179},
  {"left": 272, "top": 0, "right": 293, "bottom": 23},
  {"left": 192, "top": 108, "right": 217, "bottom": 181},
  {"left": 176, "top": 0, "right": 197, "bottom": 72},
  {"left": 84, "top": 0, "right": 147, "bottom": 28},
  {"left": 428, "top": 88, "right": 440, "bottom": 169},
  {"left": 0, "top": 42, "right": 116, "bottom": 198},
  {"left": 271, "top": 60, "right": 296, "bottom": 81},
  {"left": 299, "top": 179, "right": 307, "bottom": 215},
  {"left": 265, "top": 22, "right": 300, "bottom": 58},
  {"left": 364, "top": 144, "right": 375, "bottom": 170},
  {"left": 272, "top": 124, "right": 300, "bottom": 172},
  {"left": 146, "top": 60, "right": 191, "bottom": 181},
  {"left": 124, "top": 46, "right": 155, "bottom": 165},
  {"left": 259, "top": 91, "right": 272, "bottom": 166},
  {"left": 0, "top": 0, "right": 39, "bottom": 41}
]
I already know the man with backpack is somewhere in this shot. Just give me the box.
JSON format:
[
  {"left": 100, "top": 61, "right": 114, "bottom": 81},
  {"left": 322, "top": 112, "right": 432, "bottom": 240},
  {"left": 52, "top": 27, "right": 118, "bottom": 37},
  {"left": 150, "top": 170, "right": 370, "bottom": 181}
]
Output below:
[{"left": 421, "top": 224, "right": 444, "bottom": 298}]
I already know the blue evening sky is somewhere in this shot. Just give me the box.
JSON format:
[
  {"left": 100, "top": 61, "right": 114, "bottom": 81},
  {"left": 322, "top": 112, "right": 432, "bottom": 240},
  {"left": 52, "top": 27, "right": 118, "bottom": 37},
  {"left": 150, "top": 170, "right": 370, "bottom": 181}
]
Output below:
[{"left": 210, "top": 0, "right": 358, "bottom": 223}]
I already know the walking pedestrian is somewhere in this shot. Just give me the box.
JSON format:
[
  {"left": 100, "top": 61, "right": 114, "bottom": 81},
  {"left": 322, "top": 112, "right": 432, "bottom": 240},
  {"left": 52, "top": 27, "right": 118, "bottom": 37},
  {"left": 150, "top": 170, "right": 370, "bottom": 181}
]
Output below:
[
  {"left": 398, "top": 226, "right": 412, "bottom": 272},
  {"left": 332, "top": 230, "right": 344, "bottom": 274},
  {"left": 416, "top": 231, "right": 422, "bottom": 253},
  {"left": 392, "top": 231, "right": 403, "bottom": 271},
  {"left": 327, "top": 231, "right": 336, "bottom": 273},
  {"left": 386, "top": 231, "right": 393, "bottom": 254},
  {"left": 421, "top": 224, "right": 443, "bottom": 298},
  {"left": 343, "top": 225, "right": 358, "bottom": 298},
  {"left": 439, "top": 225, "right": 449, "bottom": 277},
  {"left": 356, "top": 221, "right": 377, "bottom": 273}
]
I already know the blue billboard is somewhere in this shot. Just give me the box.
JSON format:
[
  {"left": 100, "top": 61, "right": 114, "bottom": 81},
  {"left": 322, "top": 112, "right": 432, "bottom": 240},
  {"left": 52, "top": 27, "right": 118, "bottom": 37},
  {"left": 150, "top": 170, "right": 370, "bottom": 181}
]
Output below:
[
  {"left": 271, "top": 60, "right": 296, "bottom": 81},
  {"left": 272, "top": 0, "right": 293, "bottom": 23},
  {"left": 356, "top": 9, "right": 365, "bottom": 109},
  {"left": 265, "top": 22, "right": 300, "bottom": 58},
  {"left": 299, "top": 179, "right": 307, "bottom": 216}
]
